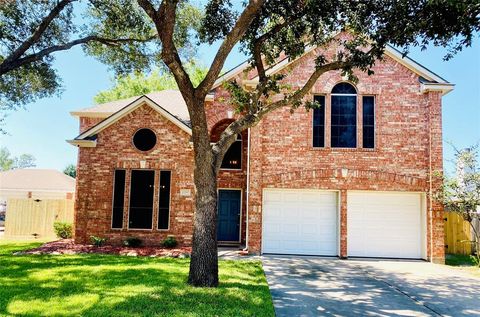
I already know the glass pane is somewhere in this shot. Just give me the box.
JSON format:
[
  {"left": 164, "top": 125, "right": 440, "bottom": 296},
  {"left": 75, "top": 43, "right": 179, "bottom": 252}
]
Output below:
[
  {"left": 221, "top": 138, "right": 242, "bottom": 169},
  {"left": 129, "top": 170, "right": 154, "bottom": 229},
  {"left": 363, "top": 96, "right": 375, "bottom": 148},
  {"left": 158, "top": 171, "right": 171, "bottom": 230},
  {"left": 331, "top": 95, "right": 357, "bottom": 148},
  {"left": 332, "top": 83, "right": 356, "bottom": 94},
  {"left": 112, "top": 170, "right": 125, "bottom": 229},
  {"left": 312, "top": 95, "right": 325, "bottom": 147}
]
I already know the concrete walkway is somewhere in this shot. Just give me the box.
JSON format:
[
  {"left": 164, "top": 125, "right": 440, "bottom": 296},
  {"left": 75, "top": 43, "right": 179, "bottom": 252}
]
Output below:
[{"left": 262, "top": 255, "right": 480, "bottom": 317}]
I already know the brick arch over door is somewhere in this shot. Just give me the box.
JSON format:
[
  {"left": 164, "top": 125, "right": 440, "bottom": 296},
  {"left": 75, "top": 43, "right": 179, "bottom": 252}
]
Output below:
[{"left": 210, "top": 118, "right": 236, "bottom": 142}]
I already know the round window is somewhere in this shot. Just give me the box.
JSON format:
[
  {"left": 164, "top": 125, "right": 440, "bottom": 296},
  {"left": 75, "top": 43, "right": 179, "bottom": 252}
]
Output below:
[{"left": 132, "top": 128, "right": 157, "bottom": 151}]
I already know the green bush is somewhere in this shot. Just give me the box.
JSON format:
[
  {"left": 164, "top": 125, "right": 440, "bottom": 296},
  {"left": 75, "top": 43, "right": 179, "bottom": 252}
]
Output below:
[
  {"left": 162, "top": 236, "right": 178, "bottom": 248},
  {"left": 90, "top": 236, "right": 108, "bottom": 247},
  {"left": 123, "top": 237, "right": 142, "bottom": 247},
  {"left": 53, "top": 222, "right": 73, "bottom": 239}
]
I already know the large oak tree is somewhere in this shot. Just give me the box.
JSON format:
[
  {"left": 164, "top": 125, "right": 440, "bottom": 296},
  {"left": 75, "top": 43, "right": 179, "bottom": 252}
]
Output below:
[{"left": 2, "top": 0, "right": 479, "bottom": 287}]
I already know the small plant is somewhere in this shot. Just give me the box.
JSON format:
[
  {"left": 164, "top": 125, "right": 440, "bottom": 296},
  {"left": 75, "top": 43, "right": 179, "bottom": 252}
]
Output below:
[
  {"left": 123, "top": 237, "right": 142, "bottom": 247},
  {"left": 53, "top": 222, "right": 73, "bottom": 239},
  {"left": 162, "top": 236, "right": 178, "bottom": 248},
  {"left": 90, "top": 235, "right": 108, "bottom": 247}
]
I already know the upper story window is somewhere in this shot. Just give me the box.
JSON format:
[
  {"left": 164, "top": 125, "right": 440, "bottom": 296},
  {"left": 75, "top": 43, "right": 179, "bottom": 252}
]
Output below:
[
  {"left": 331, "top": 83, "right": 357, "bottom": 148},
  {"left": 313, "top": 95, "right": 326, "bottom": 147},
  {"left": 362, "top": 96, "right": 375, "bottom": 148},
  {"left": 221, "top": 134, "right": 242, "bottom": 170}
]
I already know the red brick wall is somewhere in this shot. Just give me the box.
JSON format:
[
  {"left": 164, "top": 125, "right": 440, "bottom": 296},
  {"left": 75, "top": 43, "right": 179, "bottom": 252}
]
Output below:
[
  {"left": 74, "top": 47, "right": 444, "bottom": 262},
  {"left": 74, "top": 104, "right": 195, "bottom": 245},
  {"left": 236, "top": 51, "right": 444, "bottom": 262},
  {"left": 79, "top": 117, "right": 103, "bottom": 134}
]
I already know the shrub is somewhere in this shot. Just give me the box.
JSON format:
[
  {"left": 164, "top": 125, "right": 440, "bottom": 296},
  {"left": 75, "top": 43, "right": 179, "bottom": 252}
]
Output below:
[
  {"left": 123, "top": 237, "right": 142, "bottom": 247},
  {"left": 53, "top": 222, "right": 73, "bottom": 239},
  {"left": 162, "top": 236, "right": 178, "bottom": 248},
  {"left": 90, "top": 236, "right": 108, "bottom": 247}
]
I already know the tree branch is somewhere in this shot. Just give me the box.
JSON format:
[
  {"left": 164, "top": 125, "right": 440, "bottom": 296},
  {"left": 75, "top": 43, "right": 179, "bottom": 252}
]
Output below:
[
  {"left": 259, "top": 61, "right": 347, "bottom": 115},
  {"left": 2, "top": 0, "right": 76, "bottom": 66},
  {"left": 138, "top": 0, "right": 195, "bottom": 101},
  {"left": 196, "top": 0, "right": 265, "bottom": 98},
  {"left": 0, "top": 35, "right": 156, "bottom": 76},
  {"left": 213, "top": 59, "right": 349, "bottom": 168}
]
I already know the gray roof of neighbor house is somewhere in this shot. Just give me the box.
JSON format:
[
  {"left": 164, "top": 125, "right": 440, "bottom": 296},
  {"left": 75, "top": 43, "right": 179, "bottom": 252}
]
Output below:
[
  {"left": 0, "top": 169, "right": 75, "bottom": 192},
  {"left": 71, "top": 90, "right": 190, "bottom": 125}
]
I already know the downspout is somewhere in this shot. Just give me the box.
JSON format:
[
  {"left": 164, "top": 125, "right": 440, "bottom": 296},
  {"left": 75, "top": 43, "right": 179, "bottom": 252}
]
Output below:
[{"left": 244, "top": 128, "right": 251, "bottom": 251}]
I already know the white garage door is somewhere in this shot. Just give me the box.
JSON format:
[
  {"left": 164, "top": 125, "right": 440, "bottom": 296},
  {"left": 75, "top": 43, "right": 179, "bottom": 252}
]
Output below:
[
  {"left": 347, "top": 192, "right": 423, "bottom": 259},
  {"left": 262, "top": 189, "right": 338, "bottom": 256}
]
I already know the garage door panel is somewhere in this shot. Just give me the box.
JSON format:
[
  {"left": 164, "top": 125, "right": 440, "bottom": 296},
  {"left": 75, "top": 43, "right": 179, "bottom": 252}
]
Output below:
[
  {"left": 262, "top": 190, "right": 338, "bottom": 256},
  {"left": 347, "top": 192, "right": 422, "bottom": 259}
]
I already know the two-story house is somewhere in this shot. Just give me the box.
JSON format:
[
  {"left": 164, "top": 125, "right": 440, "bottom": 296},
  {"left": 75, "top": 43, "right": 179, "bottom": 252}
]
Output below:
[{"left": 68, "top": 44, "right": 452, "bottom": 263}]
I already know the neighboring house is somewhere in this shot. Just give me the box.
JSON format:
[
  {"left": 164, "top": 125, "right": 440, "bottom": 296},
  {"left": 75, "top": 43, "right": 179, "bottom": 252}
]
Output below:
[
  {"left": 0, "top": 169, "right": 76, "bottom": 203},
  {"left": 69, "top": 43, "right": 452, "bottom": 263}
]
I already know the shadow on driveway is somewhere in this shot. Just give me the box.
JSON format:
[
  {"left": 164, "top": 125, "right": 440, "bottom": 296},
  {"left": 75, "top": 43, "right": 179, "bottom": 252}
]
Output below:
[{"left": 262, "top": 255, "right": 480, "bottom": 317}]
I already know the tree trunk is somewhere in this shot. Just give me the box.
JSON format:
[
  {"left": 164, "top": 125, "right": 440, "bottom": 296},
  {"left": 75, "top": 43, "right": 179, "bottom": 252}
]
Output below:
[
  {"left": 188, "top": 147, "right": 219, "bottom": 286},
  {"left": 187, "top": 99, "right": 220, "bottom": 287}
]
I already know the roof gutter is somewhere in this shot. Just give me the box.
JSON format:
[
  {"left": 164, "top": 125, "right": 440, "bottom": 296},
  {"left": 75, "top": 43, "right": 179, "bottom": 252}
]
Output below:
[
  {"left": 66, "top": 139, "right": 97, "bottom": 148},
  {"left": 420, "top": 83, "right": 455, "bottom": 96}
]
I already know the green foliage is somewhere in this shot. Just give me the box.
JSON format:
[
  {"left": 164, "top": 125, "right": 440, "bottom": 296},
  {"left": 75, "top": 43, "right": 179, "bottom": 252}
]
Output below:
[
  {"left": 63, "top": 164, "right": 76, "bottom": 178},
  {"left": 53, "top": 222, "right": 73, "bottom": 239},
  {"left": 0, "top": 147, "right": 36, "bottom": 171},
  {"left": 162, "top": 236, "right": 178, "bottom": 248},
  {"left": 0, "top": 1, "right": 202, "bottom": 118},
  {"left": 439, "top": 146, "right": 480, "bottom": 219},
  {"left": 94, "top": 61, "right": 208, "bottom": 104},
  {"left": 438, "top": 145, "right": 480, "bottom": 266},
  {"left": 0, "top": 1, "right": 74, "bottom": 113},
  {"left": 0, "top": 240, "right": 274, "bottom": 316},
  {"left": 224, "top": 0, "right": 479, "bottom": 114},
  {"left": 123, "top": 237, "right": 142, "bottom": 248},
  {"left": 90, "top": 236, "right": 108, "bottom": 247}
]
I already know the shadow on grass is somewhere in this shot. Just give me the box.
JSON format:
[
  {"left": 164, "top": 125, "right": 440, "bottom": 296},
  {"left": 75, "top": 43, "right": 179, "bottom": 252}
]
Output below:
[{"left": 0, "top": 249, "right": 274, "bottom": 316}]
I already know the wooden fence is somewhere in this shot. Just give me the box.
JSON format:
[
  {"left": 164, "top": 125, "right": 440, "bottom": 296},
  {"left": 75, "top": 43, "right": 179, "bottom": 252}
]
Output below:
[
  {"left": 444, "top": 211, "right": 473, "bottom": 255},
  {"left": 4, "top": 198, "right": 74, "bottom": 239}
]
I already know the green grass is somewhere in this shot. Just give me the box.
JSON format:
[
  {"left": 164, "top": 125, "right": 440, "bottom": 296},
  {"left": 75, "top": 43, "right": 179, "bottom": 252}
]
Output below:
[
  {"left": 445, "top": 253, "right": 478, "bottom": 266},
  {"left": 445, "top": 253, "right": 480, "bottom": 277},
  {"left": 0, "top": 241, "right": 274, "bottom": 317}
]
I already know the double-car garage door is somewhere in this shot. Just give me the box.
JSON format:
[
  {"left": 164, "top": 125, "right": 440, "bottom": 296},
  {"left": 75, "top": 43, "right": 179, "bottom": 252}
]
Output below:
[{"left": 262, "top": 189, "right": 424, "bottom": 258}]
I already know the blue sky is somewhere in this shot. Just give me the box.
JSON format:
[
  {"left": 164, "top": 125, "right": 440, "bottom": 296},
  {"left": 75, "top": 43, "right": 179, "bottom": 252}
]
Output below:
[{"left": 1, "top": 38, "right": 479, "bottom": 175}]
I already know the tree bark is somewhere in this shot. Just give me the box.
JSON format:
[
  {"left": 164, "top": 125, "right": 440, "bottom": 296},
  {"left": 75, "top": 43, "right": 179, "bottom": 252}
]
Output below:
[
  {"left": 188, "top": 157, "right": 219, "bottom": 287},
  {"left": 187, "top": 99, "right": 219, "bottom": 287}
]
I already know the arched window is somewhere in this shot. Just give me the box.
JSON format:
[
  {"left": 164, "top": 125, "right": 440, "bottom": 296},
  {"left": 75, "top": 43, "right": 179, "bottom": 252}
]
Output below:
[
  {"left": 331, "top": 83, "right": 357, "bottom": 148},
  {"left": 221, "top": 134, "right": 242, "bottom": 170}
]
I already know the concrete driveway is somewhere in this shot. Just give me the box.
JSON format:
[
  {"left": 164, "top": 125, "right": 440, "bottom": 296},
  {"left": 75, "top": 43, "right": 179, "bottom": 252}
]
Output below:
[{"left": 262, "top": 255, "right": 480, "bottom": 317}]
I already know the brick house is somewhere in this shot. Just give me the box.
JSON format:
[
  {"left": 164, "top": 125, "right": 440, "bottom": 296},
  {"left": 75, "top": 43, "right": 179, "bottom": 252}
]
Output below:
[{"left": 68, "top": 44, "right": 452, "bottom": 263}]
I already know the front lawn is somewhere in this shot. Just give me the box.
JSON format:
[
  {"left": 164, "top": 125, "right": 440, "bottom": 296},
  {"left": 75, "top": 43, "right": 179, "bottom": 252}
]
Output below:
[{"left": 0, "top": 241, "right": 274, "bottom": 316}]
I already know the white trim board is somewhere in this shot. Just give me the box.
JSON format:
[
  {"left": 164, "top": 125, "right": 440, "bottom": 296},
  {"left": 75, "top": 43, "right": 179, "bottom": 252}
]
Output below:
[{"left": 67, "top": 96, "right": 192, "bottom": 147}]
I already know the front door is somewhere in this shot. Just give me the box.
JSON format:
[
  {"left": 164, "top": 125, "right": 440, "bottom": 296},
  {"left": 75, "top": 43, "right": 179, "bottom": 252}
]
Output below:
[{"left": 217, "top": 189, "right": 241, "bottom": 242}]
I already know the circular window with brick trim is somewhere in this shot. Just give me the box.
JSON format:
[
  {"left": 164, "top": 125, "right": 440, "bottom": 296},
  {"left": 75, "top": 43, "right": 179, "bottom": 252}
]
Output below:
[{"left": 132, "top": 128, "right": 157, "bottom": 152}]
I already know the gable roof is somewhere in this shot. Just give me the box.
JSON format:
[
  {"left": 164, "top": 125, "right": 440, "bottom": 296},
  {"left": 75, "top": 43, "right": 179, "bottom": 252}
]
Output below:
[
  {"left": 71, "top": 90, "right": 191, "bottom": 120},
  {"left": 68, "top": 95, "right": 192, "bottom": 147},
  {"left": 69, "top": 43, "right": 454, "bottom": 147},
  {"left": 213, "top": 45, "right": 454, "bottom": 95},
  {"left": 0, "top": 169, "right": 75, "bottom": 192}
]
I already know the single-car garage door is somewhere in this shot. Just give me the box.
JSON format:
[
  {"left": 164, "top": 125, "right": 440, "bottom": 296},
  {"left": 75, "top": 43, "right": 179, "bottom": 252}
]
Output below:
[
  {"left": 347, "top": 192, "right": 424, "bottom": 259},
  {"left": 262, "top": 189, "right": 338, "bottom": 256}
]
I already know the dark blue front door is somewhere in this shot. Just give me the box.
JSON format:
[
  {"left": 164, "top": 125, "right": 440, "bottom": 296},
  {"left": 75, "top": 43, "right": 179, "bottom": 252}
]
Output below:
[{"left": 217, "top": 190, "right": 241, "bottom": 242}]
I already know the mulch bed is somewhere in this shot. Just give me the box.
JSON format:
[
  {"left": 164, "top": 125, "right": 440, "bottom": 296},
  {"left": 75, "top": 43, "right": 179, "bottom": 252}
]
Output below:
[{"left": 18, "top": 239, "right": 192, "bottom": 258}]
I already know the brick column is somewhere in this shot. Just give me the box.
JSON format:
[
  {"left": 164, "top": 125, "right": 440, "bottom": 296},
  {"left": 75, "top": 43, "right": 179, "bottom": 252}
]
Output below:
[
  {"left": 339, "top": 189, "right": 348, "bottom": 258},
  {"left": 427, "top": 91, "right": 445, "bottom": 263},
  {"left": 247, "top": 124, "right": 264, "bottom": 254}
]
